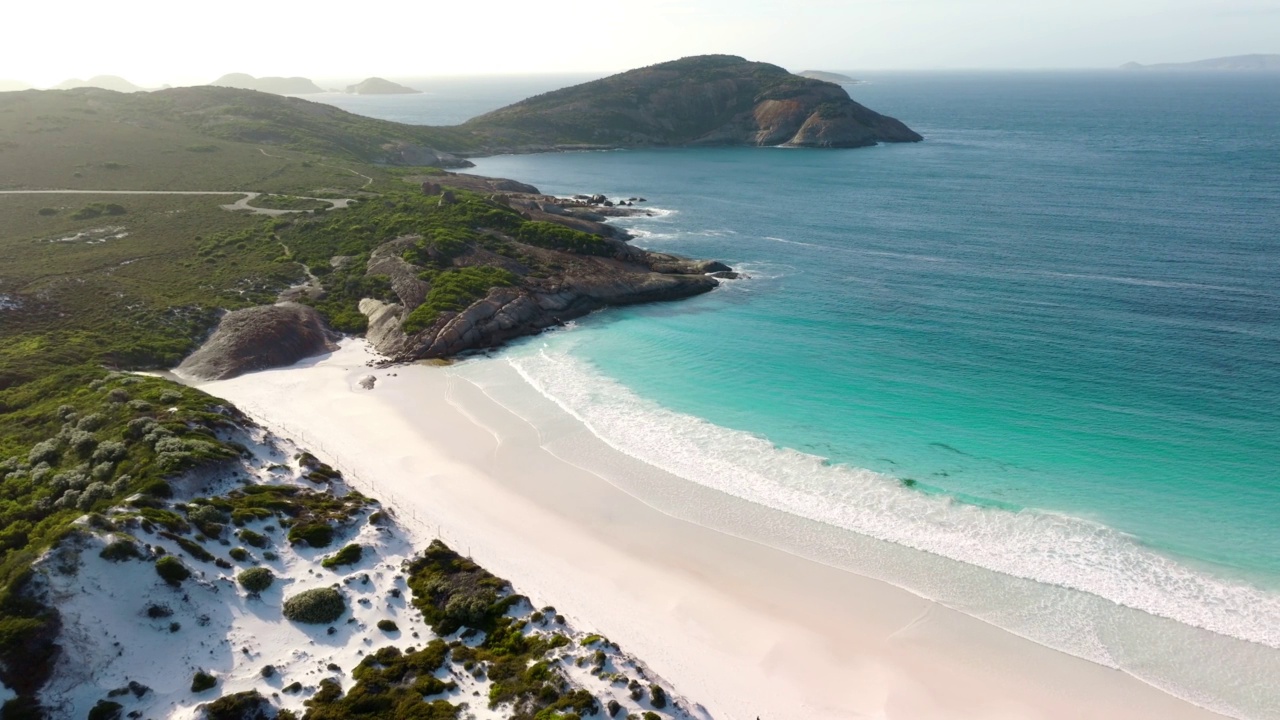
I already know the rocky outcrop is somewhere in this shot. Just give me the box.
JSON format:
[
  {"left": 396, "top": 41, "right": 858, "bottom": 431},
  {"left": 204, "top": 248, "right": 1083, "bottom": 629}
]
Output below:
[
  {"left": 177, "top": 303, "right": 339, "bottom": 380},
  {"left": 363, "top": 254, "right": 719, "bottom": 360},
  {"left": 463, "top": 54, "right": 921, "bottom": 150}
]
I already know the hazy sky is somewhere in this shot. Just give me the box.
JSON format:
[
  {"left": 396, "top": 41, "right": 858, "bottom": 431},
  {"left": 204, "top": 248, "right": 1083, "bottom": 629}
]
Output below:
[{"left": 3, "top": 0, "right": 1276, "bottom": 86}]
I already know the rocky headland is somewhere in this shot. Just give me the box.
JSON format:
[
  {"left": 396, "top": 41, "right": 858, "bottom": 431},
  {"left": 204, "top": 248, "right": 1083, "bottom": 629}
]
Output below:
[{"left": 179, "top": 173, "right": 730, "bottom": 373}]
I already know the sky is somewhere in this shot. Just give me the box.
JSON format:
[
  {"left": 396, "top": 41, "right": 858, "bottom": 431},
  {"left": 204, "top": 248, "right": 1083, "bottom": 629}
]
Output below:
[{"left": 2, "top": 0, "right": 1276, "bottom": 86}]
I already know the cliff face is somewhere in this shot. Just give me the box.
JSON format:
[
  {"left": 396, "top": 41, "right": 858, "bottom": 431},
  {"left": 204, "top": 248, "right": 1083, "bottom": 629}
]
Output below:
[{"left": 464, "top": 55, "right": 921, "bottom": 150}]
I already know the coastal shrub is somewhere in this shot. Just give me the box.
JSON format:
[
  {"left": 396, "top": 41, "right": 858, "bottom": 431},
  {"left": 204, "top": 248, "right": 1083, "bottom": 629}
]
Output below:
[
  {"left": 99, "top": 539, "right": 141, "bottom": 562},
  {"left": 321, "top": 543, "right": 363, "bottom": 569},
  {"left": 649, "top": 685, "right": 667, "bottom": 709},
  {"left": 283, "top": 587, "right": 346, "bottom": 624},
  {"left": 190, "top": 670, "right": 217, "bottom": 693},
  {"left": 377, "top": 619, "right": 398, "bottom": 632},
  {"left": 155, "top": 556, "right": 191, "bottom": 586},
  {"left": 161, "top": 532, "right": 215, "bottom": 562},
  {"left": 228, "top": 547, "right": 250, "bottom": 562},
  {"left": 287, "top": 522, "right": 334, "bottom": 548},
  {"left": 27, "top": 439, "right": 60, "bottom": 466},
  {"left": 202, "top": 690, "right": 273, "bottom": 720},
  {"left": 643, "top": 713, "right": 660, "bottom": 720},
  {"left": 71, "top": 202, "right": 127, "bottom": 220},
  {"left": 407, "top": 540, "right": 515, "bottom": 636},
  {"left": 303, "top": 643, "right": 456, "bottom": 719},
  {"left": 515, "top": 221, "right": 613, "bottom": 257},
  {"left": 188, "top": 504, "right": 228, "bottom": 537},
  {"left": 87, "top": 700, "right": 123, "bottom": 720},
  {"left": 402, "top": 266, "right": 519, "bottom": 334},
  {"left": 237, "top": 528, "right": 268, "bottom": 548},
  {"left": 238, "top": 567, "right": 274, "bottom": 594},
  {"left": 76, "top": 413, "right": 106, "bottom": 431}
]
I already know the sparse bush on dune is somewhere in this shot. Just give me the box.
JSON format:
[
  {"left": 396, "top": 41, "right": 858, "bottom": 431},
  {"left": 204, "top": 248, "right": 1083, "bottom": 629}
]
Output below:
[
  {"left": 155, "top": 555, "right": 191, "bottom": 586},
  {"left": 237, "top": 567, "right": 274, "bottom": 594},
  {"left": 283, "top": 587, "right": 346, "bottom": 624},
  {"left": 321, "top": 543, "right": 362, "bottom": 569},
  {"left": 190, "top": 670, "right": 216, "bottom": 693}
]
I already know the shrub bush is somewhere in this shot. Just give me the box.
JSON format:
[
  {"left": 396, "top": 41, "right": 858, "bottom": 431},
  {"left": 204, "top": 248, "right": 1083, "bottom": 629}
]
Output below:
[
  {"left": 237, "top": 528, "right": 268, "bottom": 548},
  {"left": 228, "top": 547, "right": 250, "bottom": 562},
  {"left": 401, "top": 266, "right": 519, "bottom": 334},
  {"left": 283, "top": 587, "right": 346, "bottom": 624},
  {"left": 190, "top": 670, "right": 217, "bottom": 693},
  {"left": 155, "top": 556, "right": 191, "bottom": 586},
  {"left": 515, "top": 221, "right": 613, "bottom": 256},
  {"left": 649, "top": 685, "right": 667, "bottom": 709},
  {"left": 288, "top": 522, "right": 334, "bottom": 548},
  {"left": 87, "top": 700, "right": 123, "bottom": 720},
  {"left": 321, "top": 543, "right": 363, "bottom": 569},
  {"left": 238, "top": 567, "right": 274, "bottom": 594},
  {"left": 100, "top": 539, "right": 142, "bottom": 562},
  {"left": 377, "top": 619, "right": 398, "bottom": 632}
]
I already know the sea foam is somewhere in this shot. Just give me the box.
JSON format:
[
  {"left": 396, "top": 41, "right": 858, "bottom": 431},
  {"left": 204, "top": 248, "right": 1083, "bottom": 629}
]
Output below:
[{"left": 503, "top": 341, "right": 1280, "bottom": 652}]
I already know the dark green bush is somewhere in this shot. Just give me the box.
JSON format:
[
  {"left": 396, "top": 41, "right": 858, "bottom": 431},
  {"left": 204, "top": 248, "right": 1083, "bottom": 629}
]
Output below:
[
  {"left": 202, "top": 690, "right": 272, "bottom": 720},
  {"left": 287, "top": 522, "right": 333, "bottom": 548},
  {"left": 87, "top": 699, "right": 123, "bottom": 720},
  {"left": 649, "top": 684, "right": 667, "bottom": 709},
  {"left": 402, "top": 266, "right": 518, "bottom": 334},
  {"left": 154, "top": 556, "right": 191, "bottom": 586},
  {"left": 283, "top": 587, "right": 346, "bottom": 624},
  {"left": 515, "top": 221, "right": 613, "bottom": 256},
  {"left": 237, "top": 567, "right": 274, "bottom": 594},
  {"left": 99, "top": 539, "right": 141, "bottom": 562},
  {"left": 190, "top": 670, "right": 216, "bottom": 693},
  {"left": 376, "top": 619, "right": 398, "bottom": 632},
  {"left": 321, "top": 543, "right": 362, "bottom": 569},
  {"left": 228, "top": 547, "right": 250, "bottom": 562}
]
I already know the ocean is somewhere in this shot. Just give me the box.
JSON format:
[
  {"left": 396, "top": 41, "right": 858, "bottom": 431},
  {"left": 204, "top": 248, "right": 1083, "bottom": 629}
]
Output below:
[{"left": 316, "top": 71, "right": 1280, "bottom": 717}]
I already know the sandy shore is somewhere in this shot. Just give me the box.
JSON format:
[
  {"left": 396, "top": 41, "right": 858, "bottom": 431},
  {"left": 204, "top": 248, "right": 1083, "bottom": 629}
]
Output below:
[{"left": 197, "top": 340, "right": 1230, "bottom": 720}]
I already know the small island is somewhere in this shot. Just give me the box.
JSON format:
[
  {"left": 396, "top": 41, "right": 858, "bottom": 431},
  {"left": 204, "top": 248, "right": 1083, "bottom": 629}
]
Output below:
[
  {"left": 345, "top": 77, "right": 421, "bottom": 95},
  {"left": 210, "top": 73, "right": 325, "bottom": 95},
  {"left": 1121, "top": 54, "right": 1280, "bottom": 71},
  {"left": 799, "top": 70, "right": 860, "bottom": 84}
]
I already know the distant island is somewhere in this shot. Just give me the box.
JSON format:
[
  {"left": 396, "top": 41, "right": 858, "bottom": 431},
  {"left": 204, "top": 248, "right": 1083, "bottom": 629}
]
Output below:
[
  {"left": 53, "top": 75, "right": 144, "bottom": 92},
  {"left": 465, "top": 55, "right": 919, "bottom": 150},
  {"left": 1121, "top": 54, "right": 1280, "bottom": 71},
  {"left": 345, "top": 77, "right": 421, "bottom": 94},
  {"left": 210, "top": 72, "right": 324, "bottom": 95},
  {"left": 799, "top": 70, "right": 861, "bottom": 84}
]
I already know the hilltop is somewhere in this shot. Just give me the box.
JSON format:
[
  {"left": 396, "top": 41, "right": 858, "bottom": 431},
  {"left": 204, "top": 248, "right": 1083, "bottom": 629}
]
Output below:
[
  {"left": 210, "top": 73, "right": 325, "bottom": 95},
  {"left": 0, "top": 80, "right": 32, "bottom": 92},
  {"left": 345, "top": 77, "right": 420, "bottom": 94},
  {"left": 465, "top": 55, "right": 920, "bottom": 149},
  {"left": 1121, "top": 54, "right": 1280, "bottom": 71}
]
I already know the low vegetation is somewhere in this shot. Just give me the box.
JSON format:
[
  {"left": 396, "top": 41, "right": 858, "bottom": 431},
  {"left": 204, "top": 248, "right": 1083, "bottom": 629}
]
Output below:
[
  {"left": 320, "top": 543, "right": 363, "bottom": 569},
  {"left": 237, "top": 567, "right": 274, "bottom": 594},
  {"left": 282, "top": 587, "right": 346, "bottom": 624}
]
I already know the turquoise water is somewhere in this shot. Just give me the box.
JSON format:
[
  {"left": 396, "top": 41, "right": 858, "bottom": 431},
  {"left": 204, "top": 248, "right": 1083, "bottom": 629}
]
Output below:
[
  {"left": 331, "top": 74, "right": 1280, "bottom": 685},
  {"left": 465, "top": 72, "right": 1280, "bottom": 585}
]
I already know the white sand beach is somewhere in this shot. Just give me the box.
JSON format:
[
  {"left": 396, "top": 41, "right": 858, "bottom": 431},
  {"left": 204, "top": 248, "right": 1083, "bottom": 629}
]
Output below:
[{"left": 196, "top": 340, "right": 1231, "bottom": 720}]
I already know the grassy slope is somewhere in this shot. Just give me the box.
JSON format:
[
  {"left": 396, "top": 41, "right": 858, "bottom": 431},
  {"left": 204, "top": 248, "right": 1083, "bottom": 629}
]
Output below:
[{"left": 0, "top": 88, "right": 640, "bottom": 716}]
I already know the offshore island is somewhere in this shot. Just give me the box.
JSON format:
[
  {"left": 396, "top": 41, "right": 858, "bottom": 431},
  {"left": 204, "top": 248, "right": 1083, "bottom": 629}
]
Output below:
[{"left": 0, "top": 53, "right": 1229, "bottom": 720}]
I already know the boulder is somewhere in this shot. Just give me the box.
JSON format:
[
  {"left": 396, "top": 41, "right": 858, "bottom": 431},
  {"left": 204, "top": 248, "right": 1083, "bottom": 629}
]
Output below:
[{"left": 177, "top": 303, "right": 339, "bottom": 381}]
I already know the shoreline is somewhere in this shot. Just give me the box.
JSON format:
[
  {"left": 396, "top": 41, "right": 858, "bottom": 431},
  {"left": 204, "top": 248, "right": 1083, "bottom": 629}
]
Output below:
[{"left": 196, "top": 340, "right": 1240, "bottom": 720}]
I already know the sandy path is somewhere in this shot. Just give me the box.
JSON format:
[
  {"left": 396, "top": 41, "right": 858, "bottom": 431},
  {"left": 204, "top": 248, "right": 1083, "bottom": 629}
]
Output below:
[{"left": 0, "top": 189, "right": 353, "bottom": 215}]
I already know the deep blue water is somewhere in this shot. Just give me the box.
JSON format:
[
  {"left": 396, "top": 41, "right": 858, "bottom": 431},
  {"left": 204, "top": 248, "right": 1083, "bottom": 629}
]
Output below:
[{"left": 324, "top": 73, "right": 1280, "bottom": 664}]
